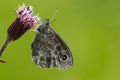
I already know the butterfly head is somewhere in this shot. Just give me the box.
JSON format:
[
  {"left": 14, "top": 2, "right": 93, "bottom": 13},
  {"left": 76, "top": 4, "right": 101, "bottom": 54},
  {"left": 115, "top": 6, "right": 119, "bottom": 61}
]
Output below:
[
  {"left": 43, "top": 19, "right": 50, "bottom": 27},
  {"left": 36, "top": 19, "right": 50, "bottom": 34}
]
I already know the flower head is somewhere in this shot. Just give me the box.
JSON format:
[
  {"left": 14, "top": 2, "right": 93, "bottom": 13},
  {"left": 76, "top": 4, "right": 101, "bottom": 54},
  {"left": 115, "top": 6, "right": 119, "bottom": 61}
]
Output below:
[
  {"left": 0, "top": 4, "right": 40, "bottom": 60},
  {"left": 7, "top": 4, "right": 40, "bottom": 41}
]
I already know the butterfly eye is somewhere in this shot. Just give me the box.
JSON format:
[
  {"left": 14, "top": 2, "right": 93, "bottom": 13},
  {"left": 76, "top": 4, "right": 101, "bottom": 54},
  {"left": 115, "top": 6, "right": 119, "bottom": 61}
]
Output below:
[{"left": 45, "top": 22, "right": 49, "bottom": 25}]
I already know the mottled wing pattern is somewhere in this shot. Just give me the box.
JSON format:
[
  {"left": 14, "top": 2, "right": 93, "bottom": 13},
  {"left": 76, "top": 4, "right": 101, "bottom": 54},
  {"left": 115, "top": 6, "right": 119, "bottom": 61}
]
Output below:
[{"left": 31, "top": 28, "right": 73, "bottom": 70}]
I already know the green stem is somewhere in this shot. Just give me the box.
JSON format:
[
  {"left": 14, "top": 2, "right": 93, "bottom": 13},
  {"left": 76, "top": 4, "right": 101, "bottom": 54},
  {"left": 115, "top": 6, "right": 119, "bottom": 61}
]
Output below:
[{"left": 0, "top": 35, "right": 10, "bottom": 57}]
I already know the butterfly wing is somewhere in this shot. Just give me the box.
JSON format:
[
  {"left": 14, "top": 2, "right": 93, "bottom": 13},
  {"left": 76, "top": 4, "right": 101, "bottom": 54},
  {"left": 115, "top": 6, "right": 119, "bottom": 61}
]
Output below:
[
  {"left": 50, "top": 28, "right": 73, "bottom": 69},
  {"left": 31, "top": 27, "right": 73, "bottom": 70}
]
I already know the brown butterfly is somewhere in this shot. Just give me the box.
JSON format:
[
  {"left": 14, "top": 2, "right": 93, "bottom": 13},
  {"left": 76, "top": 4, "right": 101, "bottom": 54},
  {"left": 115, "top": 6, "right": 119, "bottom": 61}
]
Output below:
[{"left": 31, "top": 10, "right": 73, "bottom": 70}]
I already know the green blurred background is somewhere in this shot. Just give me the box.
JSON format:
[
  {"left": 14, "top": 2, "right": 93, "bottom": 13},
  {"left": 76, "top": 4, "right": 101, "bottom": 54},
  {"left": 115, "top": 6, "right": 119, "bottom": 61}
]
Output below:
[{"left": 0, "top": 0, "right": 120, "bottom": 80}]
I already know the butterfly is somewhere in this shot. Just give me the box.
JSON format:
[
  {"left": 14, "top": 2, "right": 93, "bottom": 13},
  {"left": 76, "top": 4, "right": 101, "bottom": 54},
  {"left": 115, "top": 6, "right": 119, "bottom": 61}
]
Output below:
[
  {"left": 31, "top": 9, "right": 73, "bottom": 70},
  {"left": 31, "top": 19, "right": 73, "bottom": 70}
]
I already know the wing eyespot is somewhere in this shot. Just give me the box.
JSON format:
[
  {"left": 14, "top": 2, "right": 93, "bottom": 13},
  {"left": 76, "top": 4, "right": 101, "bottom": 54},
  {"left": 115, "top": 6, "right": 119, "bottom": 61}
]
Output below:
[
  {"left": 59, "top": 53, "right": 69, "bottom": 62},
  {"left": 62, "top": 54, "right": 67, "bottom": 61}
]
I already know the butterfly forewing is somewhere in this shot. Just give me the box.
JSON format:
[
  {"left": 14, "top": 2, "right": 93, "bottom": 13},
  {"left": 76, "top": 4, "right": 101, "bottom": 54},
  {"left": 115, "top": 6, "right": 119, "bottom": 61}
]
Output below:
[{"left": 31, "top": 19, "right": 73, "bottom": 70}]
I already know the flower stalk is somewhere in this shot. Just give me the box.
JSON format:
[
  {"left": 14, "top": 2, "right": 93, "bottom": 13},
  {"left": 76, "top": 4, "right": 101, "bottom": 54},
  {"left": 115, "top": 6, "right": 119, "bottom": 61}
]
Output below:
[{"left": 0, "top": 35, "right": 10, "bottom": 57}]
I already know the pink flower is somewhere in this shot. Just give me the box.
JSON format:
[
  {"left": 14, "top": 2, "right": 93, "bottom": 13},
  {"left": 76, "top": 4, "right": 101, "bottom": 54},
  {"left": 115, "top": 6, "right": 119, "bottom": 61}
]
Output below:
[
  {"left": 0, "top": 4, "right": 40, "bottom": 62},
  {"left": 8, "top": 4, "right": 40, "bottom": 41}
]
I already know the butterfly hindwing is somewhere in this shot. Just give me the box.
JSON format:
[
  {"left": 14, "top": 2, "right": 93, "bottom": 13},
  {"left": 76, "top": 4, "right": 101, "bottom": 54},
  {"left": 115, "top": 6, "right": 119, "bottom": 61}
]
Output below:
[{"left": 31, "top": 19, "right": 73, "bottom": 70}]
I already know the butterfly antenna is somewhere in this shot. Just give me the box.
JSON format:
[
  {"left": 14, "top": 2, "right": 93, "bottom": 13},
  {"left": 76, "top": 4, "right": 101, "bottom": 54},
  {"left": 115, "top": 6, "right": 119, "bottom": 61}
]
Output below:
[{"left": 50, "top": 8, "right": 58, "bottom": 23}]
